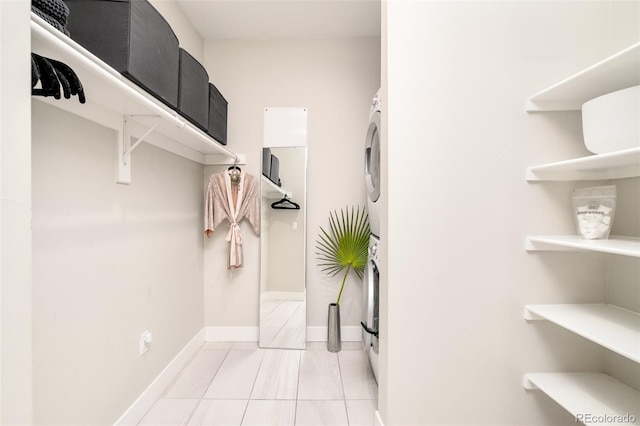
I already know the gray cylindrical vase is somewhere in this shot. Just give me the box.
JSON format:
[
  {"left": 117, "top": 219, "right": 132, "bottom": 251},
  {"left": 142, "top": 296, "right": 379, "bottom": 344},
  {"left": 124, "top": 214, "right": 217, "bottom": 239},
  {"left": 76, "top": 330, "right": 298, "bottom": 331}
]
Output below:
[{"left": 327, "top": 303, "right": 341, "bottom": 352}]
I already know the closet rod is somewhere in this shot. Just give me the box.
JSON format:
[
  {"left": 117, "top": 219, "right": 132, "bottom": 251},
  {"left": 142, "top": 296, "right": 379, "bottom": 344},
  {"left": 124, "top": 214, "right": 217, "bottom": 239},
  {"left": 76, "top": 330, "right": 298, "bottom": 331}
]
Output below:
[{"left": 183, "top": 125, "right": 238, "bottom": 163}]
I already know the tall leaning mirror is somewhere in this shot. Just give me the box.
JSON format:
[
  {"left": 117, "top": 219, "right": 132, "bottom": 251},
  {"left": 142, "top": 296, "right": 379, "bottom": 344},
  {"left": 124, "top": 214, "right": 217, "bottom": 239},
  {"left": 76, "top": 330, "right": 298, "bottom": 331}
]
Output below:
[{"left": 259, "top": 108, "right": 307, "bottom": 349}]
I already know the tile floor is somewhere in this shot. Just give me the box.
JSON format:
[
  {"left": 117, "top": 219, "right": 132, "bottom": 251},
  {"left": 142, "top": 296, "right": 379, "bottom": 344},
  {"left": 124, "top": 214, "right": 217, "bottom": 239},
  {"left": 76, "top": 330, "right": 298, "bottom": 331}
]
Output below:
[
  {"left": 260, "top": 301, "right": 306, "bottom": 349},
  {"left": 138, "top": 341, "right": 378, "bottom": 426}
]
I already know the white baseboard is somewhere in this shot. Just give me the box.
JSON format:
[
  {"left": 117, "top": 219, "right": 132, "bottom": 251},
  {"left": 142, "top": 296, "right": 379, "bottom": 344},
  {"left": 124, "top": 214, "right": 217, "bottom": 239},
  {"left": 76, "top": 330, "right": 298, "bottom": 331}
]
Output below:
[
  {"left": 306, "top": 326, "right": 362, "bottom": 342},
  {"left": 375, "top": 410, "right": 384, "bottom": 426},
  {"left": 114, "top": 329, "right": 205, "bottom": 426},
  {"left": 205, "top": 326, "right": 259, "bottom": 342}
]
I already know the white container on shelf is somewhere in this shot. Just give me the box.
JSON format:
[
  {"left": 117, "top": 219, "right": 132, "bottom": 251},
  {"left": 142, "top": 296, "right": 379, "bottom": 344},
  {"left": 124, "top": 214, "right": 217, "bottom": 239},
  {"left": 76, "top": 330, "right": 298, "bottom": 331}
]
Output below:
[{"left": 581, "top": 85, "right": 640, "bottom": 154}]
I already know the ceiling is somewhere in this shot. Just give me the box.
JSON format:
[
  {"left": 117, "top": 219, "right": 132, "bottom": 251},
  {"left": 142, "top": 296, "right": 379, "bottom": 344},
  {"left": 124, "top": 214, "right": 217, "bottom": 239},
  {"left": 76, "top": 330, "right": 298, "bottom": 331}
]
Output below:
[{"left": 177, "top": 0, "right": 381, "bottom": 40}]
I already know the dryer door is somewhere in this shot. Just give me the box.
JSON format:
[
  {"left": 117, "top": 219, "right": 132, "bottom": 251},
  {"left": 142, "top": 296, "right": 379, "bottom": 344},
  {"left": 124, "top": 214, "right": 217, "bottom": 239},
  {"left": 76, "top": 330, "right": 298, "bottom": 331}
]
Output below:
[
  {"left": 364, "top": 110, "right": 381, "bottom": 202},
  {"left": 361, "top": 255, "right": 379, "bottom": 349},
  {"left": 362, "top": 257, "right": 373, "bottom": 348}
]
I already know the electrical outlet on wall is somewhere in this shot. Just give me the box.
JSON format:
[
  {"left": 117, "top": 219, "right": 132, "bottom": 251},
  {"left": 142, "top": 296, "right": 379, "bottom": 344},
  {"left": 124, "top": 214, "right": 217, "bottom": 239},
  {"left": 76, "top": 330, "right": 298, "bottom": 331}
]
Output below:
[{"left": 139, "top": 330, "right": 152, "bottom": 355}]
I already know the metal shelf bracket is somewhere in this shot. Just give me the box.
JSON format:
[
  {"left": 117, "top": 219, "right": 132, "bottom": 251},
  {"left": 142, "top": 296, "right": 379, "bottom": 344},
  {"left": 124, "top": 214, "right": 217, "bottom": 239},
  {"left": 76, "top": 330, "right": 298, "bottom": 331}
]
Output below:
[
  {"left": 522, "top": 375, "right": 538, "bottom": 390},
  {"left": 523, "top": 306, "right": 544, "bottom": 321},
  {"left": 117, "top": 115, "right": 164, "bottom": 184}
]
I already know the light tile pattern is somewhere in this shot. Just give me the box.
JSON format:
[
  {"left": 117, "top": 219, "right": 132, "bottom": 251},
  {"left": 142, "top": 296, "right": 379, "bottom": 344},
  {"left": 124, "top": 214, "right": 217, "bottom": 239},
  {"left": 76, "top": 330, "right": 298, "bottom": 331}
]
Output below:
[
  {"left": 138, "top": 341, "right": 377, "bottom": 425},
  {"left": 295, "top": 401, "right": 349, "bottom": 426},
  {"left": 242, "top": 400, "right": 296, "bottom": 426},
  {"left": 164, "top": 350, "right": 228, "bottom": 399},
  {"left": 187, "top": 400, "right": 247, "bottom": 426},
  {"left": 297, "top": 351, "right": 344, "bottom": 400},
  {"left": 204, "top": 349, "right": 265, "bottom": 399},
  {"left": 338, "top": 351, "right": 378, "bottom": 400},
  {"left": 251, "top": 349, "right": 301, "bottom": 400},
  {"left": 138, "top": 399, "right": 199, "bottom": 426},
  {"left": 260, "top": 300, "right": 306, "bottom": 349}
]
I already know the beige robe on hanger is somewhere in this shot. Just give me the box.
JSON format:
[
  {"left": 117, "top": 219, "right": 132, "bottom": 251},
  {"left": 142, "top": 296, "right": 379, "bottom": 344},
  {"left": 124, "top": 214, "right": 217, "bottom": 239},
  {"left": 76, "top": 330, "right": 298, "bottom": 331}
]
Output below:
[{"left": 204, "top": 170, "right": 260, "bottom": 269}]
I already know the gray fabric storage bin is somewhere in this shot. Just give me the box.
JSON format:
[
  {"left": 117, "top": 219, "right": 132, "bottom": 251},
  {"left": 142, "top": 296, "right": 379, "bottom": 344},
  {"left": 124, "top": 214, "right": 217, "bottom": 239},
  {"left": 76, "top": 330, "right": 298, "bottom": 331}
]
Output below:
[
  {"left": 262, "top": 148, "right": 271, "bottom": 178},
  {"left": 269, "top": 154, "right": 280, "bottom": 186},
  {"left": 178, "top": 49, "right": 209, "bottom": 131},
  {"left": 65, "top": 0, "right": 179, "bottom": 109},
  {"left": 207, "top": 83, "right": 228, "bottom": 145},
  {"left": 32, "top": 0, "right": 70, "bottom": 36}
]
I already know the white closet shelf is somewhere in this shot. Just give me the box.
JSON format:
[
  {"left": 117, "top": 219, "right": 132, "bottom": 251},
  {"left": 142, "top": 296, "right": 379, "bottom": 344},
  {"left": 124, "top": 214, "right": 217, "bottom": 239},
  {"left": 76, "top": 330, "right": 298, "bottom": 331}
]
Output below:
[
  {"left": 526, "top": 235, "right": 640, "bottom": 257},
  {"left": 261, "top": 176, "right": 291, "bottom": 199},
  {"left": 526, "top": 147, "right": 640, "bottom": 181},
  {"left": 523, "top": 373, "right": 640, "bottom": 425},
  {"left": 525, "top": 304, "right": 640, "bottom": 363},
  {"left": 30, "top": 14, "right": 242, "bottom": 170},
  {"left": 526, "top": 42, "right": 640, "bottom": 112}
]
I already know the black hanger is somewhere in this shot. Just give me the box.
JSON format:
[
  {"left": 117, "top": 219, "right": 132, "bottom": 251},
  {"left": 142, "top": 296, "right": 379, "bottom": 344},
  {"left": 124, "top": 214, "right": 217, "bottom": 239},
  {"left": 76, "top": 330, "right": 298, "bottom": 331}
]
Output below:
[
  {"left": 48, "top": 58, "right": 86, "bottom": 103},
  {"left": 31, "top": 53, "right": 86, "bottom": 104},
  {"left": 31, "top": 54, "right": 40, "bottom": 88},
  {"left": 271, "top": 196, "right": 300, "bottom": 210},
  {"left": 227, "top": 156, "right": 241, "bottom": 172},
  {"left": 32, "top": 53, "right": 60, "bottom": 99},
  {"left": 53, "top": 65, "right": 72, "bottom": 99}
]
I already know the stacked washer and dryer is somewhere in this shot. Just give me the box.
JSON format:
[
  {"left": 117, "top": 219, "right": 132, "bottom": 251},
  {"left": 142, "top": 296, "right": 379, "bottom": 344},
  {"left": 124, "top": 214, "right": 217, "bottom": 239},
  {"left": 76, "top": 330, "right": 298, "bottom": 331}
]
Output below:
[{"left": 362, "top": 91, "right": 381, "bottom": 383}]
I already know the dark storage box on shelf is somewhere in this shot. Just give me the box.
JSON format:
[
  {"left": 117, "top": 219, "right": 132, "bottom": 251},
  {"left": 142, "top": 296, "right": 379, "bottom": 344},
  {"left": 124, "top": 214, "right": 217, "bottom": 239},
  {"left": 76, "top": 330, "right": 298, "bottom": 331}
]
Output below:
[
  {"left": 207, "top": 83, "right": 228, "bottom": 145},
  {"left": 262, "top": 148, "right": 272, "bottom": 178},
  {"left": 32, "top": 0, "right": 70, "bottom": 36},
  {"left": 269, "top": 154, "right": 280, "bottom": 186},
  {"left": 65, "top": 0, "right": 180, "bottom": 109},
  {"left": 178, "top": 48, "right": 209, "bottom": 131}
]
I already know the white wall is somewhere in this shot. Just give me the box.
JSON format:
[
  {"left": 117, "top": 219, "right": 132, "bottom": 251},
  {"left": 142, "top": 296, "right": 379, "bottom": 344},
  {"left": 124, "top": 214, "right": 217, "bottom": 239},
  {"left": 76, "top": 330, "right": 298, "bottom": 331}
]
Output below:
[
  {"left": 0, "top": 1, "right": 32, "bottom": 424},
  {"left": 31, "top": 102, "right": 205, "bottom": 425},
  {"left": 150, "top": 0, "right": 204, "bottom": 62},
  {"left": 382, "top": 1, "right": 639, "bottom": 425},
  {"left": 29, "top": 3, "right": 208, "bottom": 424},
  {"left": 202, "top": 37, "right": 380, "bottom": 330}
]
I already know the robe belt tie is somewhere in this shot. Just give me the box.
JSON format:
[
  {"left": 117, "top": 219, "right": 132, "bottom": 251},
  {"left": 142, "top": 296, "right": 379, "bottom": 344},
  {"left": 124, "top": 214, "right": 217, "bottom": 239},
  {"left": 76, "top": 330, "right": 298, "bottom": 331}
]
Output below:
[{"left": 226, "top": 221, "right": 243, "bottom": 265}]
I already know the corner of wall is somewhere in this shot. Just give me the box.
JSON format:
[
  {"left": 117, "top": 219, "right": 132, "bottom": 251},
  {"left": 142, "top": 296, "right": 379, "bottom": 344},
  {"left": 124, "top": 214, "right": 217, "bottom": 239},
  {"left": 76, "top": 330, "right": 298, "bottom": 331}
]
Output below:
[{"left": 1, "top": 0, "right": 33, "bottom": 423}]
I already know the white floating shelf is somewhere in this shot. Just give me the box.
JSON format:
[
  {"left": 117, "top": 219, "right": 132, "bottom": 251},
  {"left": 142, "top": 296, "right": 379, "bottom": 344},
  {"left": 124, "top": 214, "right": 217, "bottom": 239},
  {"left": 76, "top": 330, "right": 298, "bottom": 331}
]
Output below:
[
  {"left": 524, "top": 373, "right": 640, "bottom": 425},
  {"left": 261, "top": 176, "right": 291, "bottom": 199},
  {"left": 526, "top": 235, "right": 640, "bottom": 257},
  {"left": 30, "top": 14, "right": 240, "bottom": 168},
  {"left": 526, "top": 147, "right": 640, "bottom": 181},
  {"left": 526, "top": 42, "right": 640, "bottom": 112},
  {"left": 525, "top": 304, "right": 640, "bottom": 363}
]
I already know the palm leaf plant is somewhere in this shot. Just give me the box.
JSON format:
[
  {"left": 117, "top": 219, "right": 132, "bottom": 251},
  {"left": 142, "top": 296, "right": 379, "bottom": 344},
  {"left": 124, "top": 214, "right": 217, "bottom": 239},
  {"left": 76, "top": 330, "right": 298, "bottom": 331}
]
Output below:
[{"left": 316, "top": 206, "right": 370, "bottom": 305}]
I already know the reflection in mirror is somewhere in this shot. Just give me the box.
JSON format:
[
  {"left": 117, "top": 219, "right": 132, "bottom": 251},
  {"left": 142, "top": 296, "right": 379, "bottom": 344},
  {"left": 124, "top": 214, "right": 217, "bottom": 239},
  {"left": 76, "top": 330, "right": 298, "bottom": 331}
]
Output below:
[{"left": 259, "top": 147, "right": 307, "bottom": 349}]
